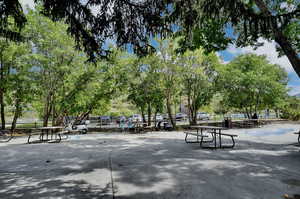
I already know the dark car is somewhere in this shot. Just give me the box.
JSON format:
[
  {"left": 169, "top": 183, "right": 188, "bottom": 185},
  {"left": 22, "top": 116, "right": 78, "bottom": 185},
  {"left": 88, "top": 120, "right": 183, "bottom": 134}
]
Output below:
[{"left": 175, "top": 113, "right": 187, "bottom": 121}]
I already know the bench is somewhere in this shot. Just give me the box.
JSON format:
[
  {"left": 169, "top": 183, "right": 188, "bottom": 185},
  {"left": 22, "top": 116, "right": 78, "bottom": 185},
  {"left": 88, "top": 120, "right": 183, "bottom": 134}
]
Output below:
[
  {"left": 184, "top": 132, "right": 209, "bottom": 144},
  {"left": 294, "top": 132, "right": 300, "bottom": 144},
  {"left": 218, "top": 133, "right": 238, "bottom": 148},
  {"left": 0, "top": 130, "right": 13, "bottom": 142}
]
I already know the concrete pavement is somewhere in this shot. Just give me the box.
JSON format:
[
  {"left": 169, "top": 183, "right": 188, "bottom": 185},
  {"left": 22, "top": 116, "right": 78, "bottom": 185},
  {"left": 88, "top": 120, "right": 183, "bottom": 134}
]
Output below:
[{"left": 0, "top": 125, "right": 300, "bottom": 199}]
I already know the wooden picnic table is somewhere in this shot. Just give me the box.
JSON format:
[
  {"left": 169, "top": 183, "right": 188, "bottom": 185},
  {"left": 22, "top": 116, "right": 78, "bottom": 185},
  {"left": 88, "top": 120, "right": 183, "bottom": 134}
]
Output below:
[
  {"left": 189, "top": 126, "right": 237, "bottom": 149},
  {"left": 27, "top": 126, "right": 66, "bottom": 144}
]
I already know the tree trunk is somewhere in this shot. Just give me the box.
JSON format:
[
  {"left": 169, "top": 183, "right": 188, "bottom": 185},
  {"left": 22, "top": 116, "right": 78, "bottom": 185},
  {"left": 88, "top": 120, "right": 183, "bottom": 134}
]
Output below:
[
  {"left": 52, "top": 95, "right": 56, "bottom": 126},
  {"left": 254, "top": 0, "right": 300, "bottom": 77},
  {"left": 141, "top": 107, "right": 146, "bottom": 123},
  {"left": 187, "top": 94, "right": 192, "bottom": 124},
  {"left": 0, "top": 51, "right": 5, "bottom": 130},
  {"left": 154, "top": 111, "right": 158, "bottom": 128},
  {"left": 11, "top": 98, "right": 22, "bottom": 132},
  {"left": 0, "top": 90, "right": 5, "bottom": 130},
  {"left": 166, "top": 97, "right": 176, "bottom": 128},
  {"left": 274, "top": 32, "right": 300, "bottom": 77},
  {"left": 147, "top": 103, "right": 151, "bottom": 126},
  {"left": 43, "top": 93, "right": 52, "bottom": 127},
  {"left": 191, "top": 108, "right": 197, "bottom": 125}
]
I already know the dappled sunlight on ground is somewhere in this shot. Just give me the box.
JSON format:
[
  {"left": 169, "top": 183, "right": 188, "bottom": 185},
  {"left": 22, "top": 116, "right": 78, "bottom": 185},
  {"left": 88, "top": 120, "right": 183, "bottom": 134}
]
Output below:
[{"left": 0, "top": 124, "right": 300, "bottom": 198}]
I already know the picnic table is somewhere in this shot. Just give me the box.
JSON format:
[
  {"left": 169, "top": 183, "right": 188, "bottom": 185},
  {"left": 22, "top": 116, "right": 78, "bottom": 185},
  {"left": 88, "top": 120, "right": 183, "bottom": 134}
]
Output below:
[
  {"left": 295, "top": 131, "right": 300, "bottom": 144},
  {"left": 187, "top": 126, "right": 237, "bottom": 149},
  {"left": 27, "top": 126, "right": 67, "bottom": 144},
  {"left": 126, "top": 121, "right": 148, "bottom": 133}
]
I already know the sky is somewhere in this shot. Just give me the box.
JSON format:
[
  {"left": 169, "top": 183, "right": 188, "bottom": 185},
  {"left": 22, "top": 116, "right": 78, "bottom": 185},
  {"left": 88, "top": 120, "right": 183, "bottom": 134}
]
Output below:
[{"left": 20, "top": 0, "right": 300, "bottom": 96}]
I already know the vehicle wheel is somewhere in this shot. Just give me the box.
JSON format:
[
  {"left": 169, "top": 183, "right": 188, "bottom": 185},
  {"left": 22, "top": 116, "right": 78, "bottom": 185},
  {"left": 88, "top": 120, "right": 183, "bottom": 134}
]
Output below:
[{"left": 81, "top": 129, "right": 87, "bottom": 134}]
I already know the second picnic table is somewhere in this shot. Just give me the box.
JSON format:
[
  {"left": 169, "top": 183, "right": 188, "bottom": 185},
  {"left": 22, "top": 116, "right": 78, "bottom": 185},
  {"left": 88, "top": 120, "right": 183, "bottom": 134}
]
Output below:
[
  {"left": 188, "top": 126, "right": 237, "bottom": 149},
  {"left": 27, "top": 126, "right": 66, "bottom": 144}
]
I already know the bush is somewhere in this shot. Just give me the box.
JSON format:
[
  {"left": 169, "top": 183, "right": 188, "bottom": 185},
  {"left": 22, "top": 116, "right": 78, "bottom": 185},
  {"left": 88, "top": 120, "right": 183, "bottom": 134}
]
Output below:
[{"left": 280, "top": 108, "right": 300, "bottom": 121}]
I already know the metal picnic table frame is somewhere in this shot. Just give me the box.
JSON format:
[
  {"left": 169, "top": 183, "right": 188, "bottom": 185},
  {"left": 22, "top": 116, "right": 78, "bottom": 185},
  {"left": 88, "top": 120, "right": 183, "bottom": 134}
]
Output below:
[
  {"left": 188, "top": 126, "right": 237, "bottom": 149},
  {"left": 27, "top": 126, "right": 66, "bottom": 144},
  {"left": 295, "top": 131, "right": 300, "bottom": 144}
]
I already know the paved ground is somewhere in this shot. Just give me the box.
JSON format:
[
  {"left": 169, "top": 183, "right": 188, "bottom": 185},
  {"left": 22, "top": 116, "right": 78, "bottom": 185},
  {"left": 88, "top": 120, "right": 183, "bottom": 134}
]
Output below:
[{"left": 0, "top": 123, "right": 300, "bottom": 199}]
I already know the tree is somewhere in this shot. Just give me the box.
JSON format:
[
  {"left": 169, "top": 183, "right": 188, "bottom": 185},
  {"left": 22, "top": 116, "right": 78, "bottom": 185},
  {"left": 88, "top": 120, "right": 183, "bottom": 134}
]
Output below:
[
  {"left": 174, "top": 0, "right": 300, "bottom": 77},
  {"left": 0, "top": 39, "right": 9, "bottom": 129},
  {"left": 6, "top": 42, "right": 35, "bottom": 131},
  {"left": 127, "top": 54, "right": 165, "bottom": 126},
  {"left": 0, "top": 0, "right": 175, "bottom": 60},
  {"left": 280, "top": 96, "right": 300, "bottom": 120},
  {"left": 3, "top": 1, "right": 300, "bottom": 77},
  {"left": 155, "top": 39, "right": 181, "bottom": 128},
  {"left": 0, "top": 0, "right": 26, "bottom": 41},
  {"left": 23, "top": 9, "right": 121, "bottom": 126},
  {"left": 217, "top": 54, "right": 288, "bottom": 118},
  {"left": 178, "top": 48, "right": 217, "bottom": 125},
  {"left": 0, "top": 32, "right": 34, "bottom": 131}
]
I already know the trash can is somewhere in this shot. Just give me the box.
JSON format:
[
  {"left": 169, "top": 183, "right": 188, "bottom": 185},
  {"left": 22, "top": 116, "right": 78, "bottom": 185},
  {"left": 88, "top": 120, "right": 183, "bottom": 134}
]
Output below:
[{"left": 224, "top": 117, "right": 232, "bottom": 128}]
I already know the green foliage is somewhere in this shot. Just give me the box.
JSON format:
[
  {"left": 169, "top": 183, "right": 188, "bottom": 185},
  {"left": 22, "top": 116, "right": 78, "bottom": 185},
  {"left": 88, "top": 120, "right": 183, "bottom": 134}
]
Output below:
[
  {"left": 172, "top": 0, "right": 300, "bottom": 77},
  {"left": 280, "top": 96, "right": 300, "bottom": 121},
  {"left": 18, "top": 9, "right": 123, "bottom": 125},
  {"left": 217, "top": 54, "right": 288, "bottom": 118},
  {"left": 126, "top": 53, "right": 165, "bottom": 123},
  {"left": 178, "top": 48, "right": 218, "bottom": 124}
]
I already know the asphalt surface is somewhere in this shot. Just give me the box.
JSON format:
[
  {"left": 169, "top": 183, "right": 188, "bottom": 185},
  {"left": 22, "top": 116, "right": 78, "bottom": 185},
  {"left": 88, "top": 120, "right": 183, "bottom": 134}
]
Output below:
[{"left": 0, "top": 125, "right": 300, "bottom": 199}]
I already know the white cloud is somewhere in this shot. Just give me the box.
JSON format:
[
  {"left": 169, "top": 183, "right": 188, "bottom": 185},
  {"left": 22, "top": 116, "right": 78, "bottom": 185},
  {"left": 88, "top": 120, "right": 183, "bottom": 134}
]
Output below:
[
  {"left": 216, "top": 52, "right": 229, "bottom": 64},
  {"left": 226, "top": 38, "right": 294, "bottom": 73},
  {"left": 288, "top": 85, "right": 300, "bottom": 96},
  {"left": 225, "top": 38, "right": 300, "bottom": 96},
  {"left": 19, "top": 0, "right": 35, "bottom": 9}
]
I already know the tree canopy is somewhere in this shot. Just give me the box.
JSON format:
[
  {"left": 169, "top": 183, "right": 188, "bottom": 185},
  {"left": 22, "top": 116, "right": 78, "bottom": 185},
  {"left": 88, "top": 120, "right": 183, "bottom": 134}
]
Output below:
[
  {"left": 216, "top": 54, "right": 288, "bottom": 118},
  {"left": 175, "top": 0, "right": 300, "bottom": 76},
  {"left": 1, "top": 0, "right": 300, "bottom": 77}
]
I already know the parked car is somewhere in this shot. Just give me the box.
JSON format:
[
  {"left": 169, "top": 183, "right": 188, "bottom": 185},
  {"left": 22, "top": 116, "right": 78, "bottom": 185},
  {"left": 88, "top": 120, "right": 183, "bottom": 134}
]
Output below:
[
  {"left": 155, "top": 114, "right": 164, "bottom": 121},
  {"left": 116, "top": 116, "right": 127, "bottom": 124},
  {"left": 99, "top": 116, "right": 111, "bottom": 125},
  {"left": 197, "top": 112, "right": 210, "bottom": 120},
  {"left": 230, "top": 113, "right": 246, "bottom": 119},
  {"left": 65, "top": 120, "right": 89, "bottom": 134},
  {"left": 162, "top": 114, "right": 169, "bottom": 120},
  {"left": 129, "top": 114, "right": 142, "bottom": 122},
  {"left": 176, "top": 113, "right": 188, "bottom": 121}
]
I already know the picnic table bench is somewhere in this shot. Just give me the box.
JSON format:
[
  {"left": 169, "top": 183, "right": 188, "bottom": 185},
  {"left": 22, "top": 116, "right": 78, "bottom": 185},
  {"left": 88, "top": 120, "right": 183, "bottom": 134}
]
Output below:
[
  {"left": 0, "top": 130, "right": 13, "bottom": 143},
  {"left": 184, "top": 132, "right": 209, "bottom": 144},
  {"left": 294, "top": 131, "right": 300, "bottom": 144},
  {"left": 188, "top": 126, "right": 238, "bottom": 149}
]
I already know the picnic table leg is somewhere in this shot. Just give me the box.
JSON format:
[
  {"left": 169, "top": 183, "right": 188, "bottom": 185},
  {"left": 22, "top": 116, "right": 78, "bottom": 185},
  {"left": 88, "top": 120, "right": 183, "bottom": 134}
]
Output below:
[
  {"left": 219, "top": 129, "right": 222, "bottom": 148},
  {"left": 46, "top": 129, "right": 49, "bottom": 140},
  {"left": 185, "top": 133, "right": 189, "bottom": 143},
  {"left": 40, "top": 130, "right": 45, "bottom": 142},
  {"left": 200, "top": 134, "right": 204, "bottom": 147},
  {"left": 51, "top": 130, "right": 54, "bottom": 140},
  {"left": 27, "top": 133, "right": 32, "bottom": 144},
  {"left": 231, "top": 136, "right": 236, "bottom": 148},
  {"left": 214, "top": 129, "right": 217, "bottom": 149}
]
